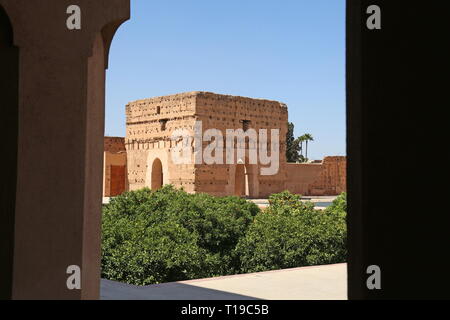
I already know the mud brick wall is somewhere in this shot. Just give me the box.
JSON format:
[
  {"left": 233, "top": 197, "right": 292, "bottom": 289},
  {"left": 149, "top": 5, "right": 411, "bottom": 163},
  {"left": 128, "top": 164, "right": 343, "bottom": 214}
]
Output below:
[
  {"left": 125, "top": 92, "right": 197, "bottom": 193},
  {"left": 195, "top": 92, "right": 288, "bottom": 198},
  {"left": 103, "top": 137, "right": 127, "bottom": 197},
  {"left": 285, "top": 156, "right": 347, "bottom": 196}
]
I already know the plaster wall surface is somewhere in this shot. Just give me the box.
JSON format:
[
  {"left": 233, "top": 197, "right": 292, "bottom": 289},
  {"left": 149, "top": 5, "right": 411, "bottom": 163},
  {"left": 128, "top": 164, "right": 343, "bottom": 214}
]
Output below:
[{"left": 0, "top": 0, "right": 130, "bottom": 300}]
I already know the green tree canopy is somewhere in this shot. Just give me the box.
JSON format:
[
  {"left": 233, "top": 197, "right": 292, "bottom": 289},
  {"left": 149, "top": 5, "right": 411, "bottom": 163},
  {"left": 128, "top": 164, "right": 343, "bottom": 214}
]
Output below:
[
  {"left": 101, "top": 187, "right": 347, "bottom": 285},
  {"left": 102, "top": 186, "right": 260, "bottom": 285},
  {"left": 286, "top": 122, "right": 301, "bottom": 162},
  {"left": 235, "top": 191, "right": 347, "bottom": 273}
]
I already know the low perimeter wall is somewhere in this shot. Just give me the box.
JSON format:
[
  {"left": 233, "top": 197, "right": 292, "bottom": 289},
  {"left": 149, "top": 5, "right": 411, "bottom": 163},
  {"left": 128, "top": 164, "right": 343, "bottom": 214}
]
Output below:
[{"left": 284, "top": 157, "right": 346, "bottom": 196}]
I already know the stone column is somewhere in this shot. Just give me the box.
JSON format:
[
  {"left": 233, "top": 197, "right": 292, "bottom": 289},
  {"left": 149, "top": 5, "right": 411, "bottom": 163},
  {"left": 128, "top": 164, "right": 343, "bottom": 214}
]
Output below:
[{"left": 0, "top": 0, "right": 129, "bottom": 300}]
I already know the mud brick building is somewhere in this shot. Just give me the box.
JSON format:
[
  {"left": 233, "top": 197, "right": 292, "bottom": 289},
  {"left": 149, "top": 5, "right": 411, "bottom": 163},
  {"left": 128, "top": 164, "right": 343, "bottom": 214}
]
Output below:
[{"left": 104, "top": 92, "right": 346, "bottom": 198}]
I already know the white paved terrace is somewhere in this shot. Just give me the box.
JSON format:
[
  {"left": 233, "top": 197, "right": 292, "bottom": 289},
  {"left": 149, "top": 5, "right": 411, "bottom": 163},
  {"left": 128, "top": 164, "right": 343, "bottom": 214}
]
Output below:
[{"left": 101, "top": 263, "right": 347, "bottom": 300}]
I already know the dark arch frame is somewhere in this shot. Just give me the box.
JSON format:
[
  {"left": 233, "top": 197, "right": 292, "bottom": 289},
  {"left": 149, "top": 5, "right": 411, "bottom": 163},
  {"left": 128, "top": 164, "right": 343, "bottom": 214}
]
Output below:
[
  {"left": 0, "top": 4, "right": 19, "bottom": 300},
  {"left": 2, "top": 0, "right": 447, "bottom": 300}
]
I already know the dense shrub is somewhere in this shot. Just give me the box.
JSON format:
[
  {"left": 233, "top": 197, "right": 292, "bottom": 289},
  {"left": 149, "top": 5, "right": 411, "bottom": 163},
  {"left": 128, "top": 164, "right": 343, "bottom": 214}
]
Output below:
[
  {"left": 235, "top": 191, "right": 347, "bottom": 273},
  {"left": 102, "top": 187, "right": 347, "bottom": 285},
  {"left": 267, "top": 190, "right": 316, "bottom": 214},
  {"left": 101, "top": 186, "right": 260, "bottom": 285},
  {"left": 325, "top": 192, "right": 347, "bottom": 217}
]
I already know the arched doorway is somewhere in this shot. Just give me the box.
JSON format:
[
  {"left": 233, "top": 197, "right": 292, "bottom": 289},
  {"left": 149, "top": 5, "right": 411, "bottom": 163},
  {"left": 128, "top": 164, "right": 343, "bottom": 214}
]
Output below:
[
  {"left": 234, "top": 164, "right": 249, "bottom": 197},
  {"left": 151, "top": 158, "right": 163, "bottom": 190}
]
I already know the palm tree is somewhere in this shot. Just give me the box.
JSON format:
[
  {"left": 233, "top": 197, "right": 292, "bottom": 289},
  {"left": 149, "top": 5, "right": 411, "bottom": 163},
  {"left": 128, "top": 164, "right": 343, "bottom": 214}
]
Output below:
[
  {"left": 298, "top": 136, "right": 305, "bottom": 157},
  {"left": 302, "top": 133, "right": 314, "bottom": 161}
]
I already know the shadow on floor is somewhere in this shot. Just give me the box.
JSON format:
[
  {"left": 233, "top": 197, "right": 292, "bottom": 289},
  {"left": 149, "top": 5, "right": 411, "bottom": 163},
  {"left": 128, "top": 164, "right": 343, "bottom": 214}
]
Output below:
[{"left": 101, "top": 279, "right": 260, "bottom": 300}]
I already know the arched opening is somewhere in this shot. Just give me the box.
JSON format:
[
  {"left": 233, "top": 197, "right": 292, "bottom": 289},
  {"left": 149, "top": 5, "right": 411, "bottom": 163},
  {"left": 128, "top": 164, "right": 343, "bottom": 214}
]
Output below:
[
  {"left": 151, "top": 158, "right": 163, "bottom": 190},
  {"left": 0, "top": 5, "right": 19, "bottom": 300},
  {"left": 234, "top": 164, "right": 249, "bottom": 198},
  {"left": 98, "top": 0, "right": 349, "bottom": 300}
]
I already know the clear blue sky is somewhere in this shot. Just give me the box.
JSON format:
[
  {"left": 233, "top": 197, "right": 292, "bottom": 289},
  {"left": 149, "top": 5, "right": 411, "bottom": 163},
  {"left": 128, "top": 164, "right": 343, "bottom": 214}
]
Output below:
[{"left": 105, "top": 0, "right": 346, "bottom": 160}]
